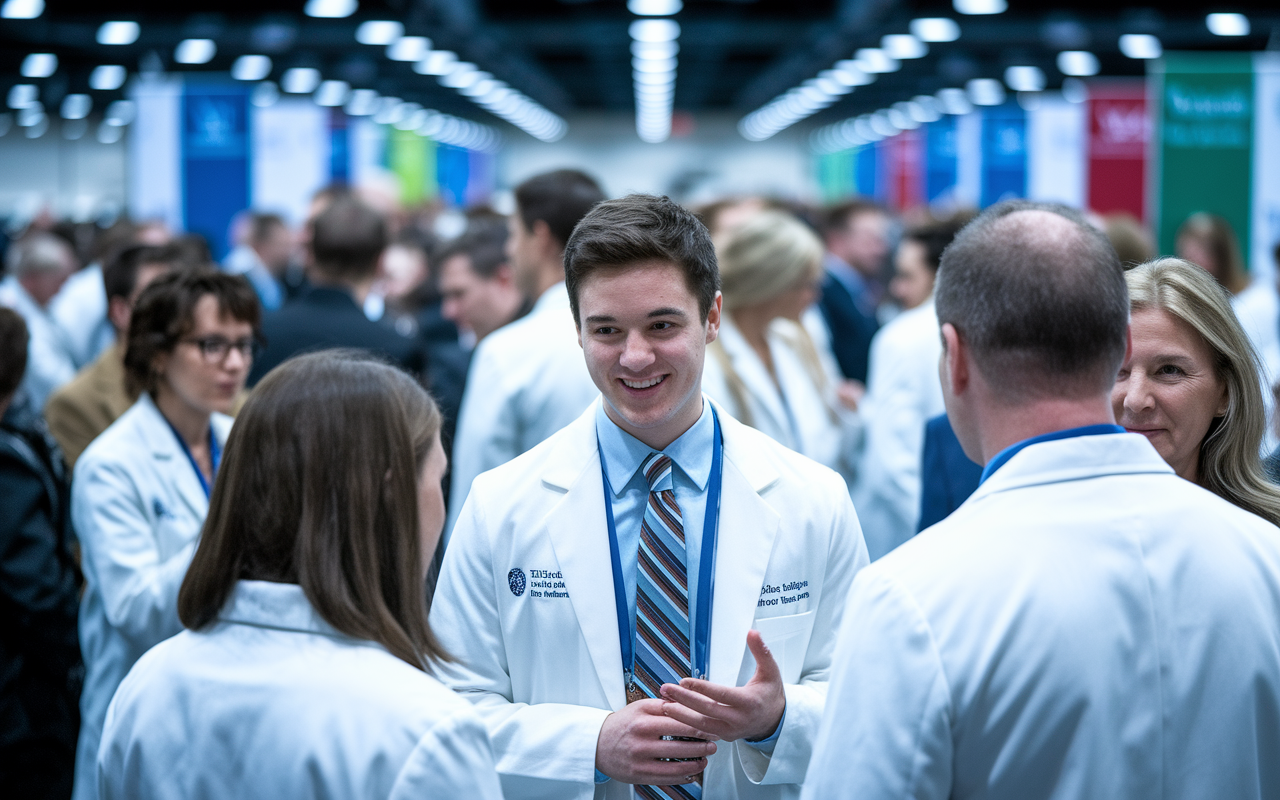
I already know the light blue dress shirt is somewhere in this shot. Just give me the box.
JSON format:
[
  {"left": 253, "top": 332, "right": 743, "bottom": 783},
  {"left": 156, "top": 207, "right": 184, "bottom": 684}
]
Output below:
[{"left": 593, "top": 400, "right": 778, "bottom": 786}]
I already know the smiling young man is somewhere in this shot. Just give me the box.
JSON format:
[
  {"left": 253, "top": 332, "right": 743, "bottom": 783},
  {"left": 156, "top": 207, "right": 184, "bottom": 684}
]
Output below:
[{"left": 430, "top": 194, "right": 867, "bottom": 800}]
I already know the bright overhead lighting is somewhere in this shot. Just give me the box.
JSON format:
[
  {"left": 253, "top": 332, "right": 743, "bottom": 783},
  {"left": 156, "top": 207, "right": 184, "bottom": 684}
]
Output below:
[
  {"left": 251, "top": 82, "right": 279, "bottom": 108},
  {"left": 105, "top": 99, "right": 135, "bottom": 125},
  {"left": 416, "top": 50, "right": 457, "bottom": 75},
  {"left": 870, "top": 112, "right": 899, "bottom": 137},
  {"left": 440, "top": 65, "right": 483, "bottom": 89},
  {"left": 815, "top": 76, "right": 851, "bottom": 96},
  {"left": 282, "top": 67, "right": 321, "bottom": 94},
  {"left": 628, "top": 0, "right": 681, "bottom": 14},
  {"left": 953, "top": 0, "right": 1006, "bottom": 14},
  {"left": 387, "top": 36, "right": 430, "bottom": 62},
  {"left": 630, "top": 19, "right": 680, "bottom": 42},
  {"left": 1, "top": 0, "right": 43, "bottom": 19},
  {"left": 97, "top": 122, "right": 123, "bottom": 144},
  {"left": 18, "top": 103, "right": 43, "bottom": 127},
  {"left": 967, "top": 77, "right": 1006, "bottom": 105},
  {"left": 632, "top": 40, "right": 678, "bottom": 59},
  {"left": 97, "top": 21, "right": 140, "bottom": 45},
  {"left": 174, "top": 39, "right": 216, "bottom": 65},
  {"left": 882, "top": 34, "right": 927, "bottom": 60},
  {"left": 911, "top": 17, "right": 960, "bottom": 42},
  {"left": 937, "top": 87, "right": 973, "bottom": 114},
  {"left": 855, "top": 48, "right": 898, "bottom": 74},
  {"left": 304, "top": 0, "right": 356, "bottom": 19},
  {"left": 633, "top": 57, "right": 676, "bottom": 73},
  {"left": 908, "top": 96, "right": 942, "bottom": 122},
  {"left": 1119, "top": 34, "right": 1162, "bottom": 59},
  {"left": 314, "top": 80, "right": 350, "bottom": 107},
  {"left": 1057, "top": 51, "right": 1099, "bottom": 76},
  {"left": 231, "top": 55, "right": 272, "bottom": 81},
  {"left": 356, "top": 20, "right": 403, "bottom": 45},
  {"left": 344, "top": 88, "right": 378, "bottom": 115},
  {"left": 8, "top": 84, "right": 37, "bottom": 109},
  {"left": 89, "top": 65, "right": 127, "bottom": 91},
  {"left": 1206, "top": 13, "right": 1249, "bottom": 37},
  {"left": 888, "top": 107, "right": 919, "bottom": 130},
  {"left": 1004, "top": 65, "right": 1045, "bottom": 92},
  {"left": 61, "top": 94, "right": 91, "bottom": 120},
  {"left": 833, "top": 61, "right": 874, "bottom": 85},
  {"left": 21, "top": 53, "right": 56, "bottom": 78},
  {"left": 372, "top": 97, "right": 401, "bottom": 124}
]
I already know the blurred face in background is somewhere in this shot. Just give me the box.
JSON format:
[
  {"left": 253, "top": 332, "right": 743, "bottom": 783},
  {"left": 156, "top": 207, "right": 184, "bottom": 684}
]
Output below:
[
  {"left": 830, "top": 210, "right": 890, "bottom": 277},
  {"left": 506, "top": 211, "right": 540, "bottom": 297},
  {"left": 439, "top": 253, "right": 518, "bottom": 342},
  {"left": 154, "top": 295, "right": 254, "bottom": 418},
  {"left": 1176, "top": 234, "right": 1223, "bottom": 285},
  {"left": 380, "top": 243, "right": 428, "bottom": 304},
  {"left": 253, "top": 224, "right": 295, "bottom": 276},
  {"left": 889, "top": 239, "right": 936, "bottom": 310},
  {"left": 1112, "top": 307, "right": 1227, "bottom": 482}
]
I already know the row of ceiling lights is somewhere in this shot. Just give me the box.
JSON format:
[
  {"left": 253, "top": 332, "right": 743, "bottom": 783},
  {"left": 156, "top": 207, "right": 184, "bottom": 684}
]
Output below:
[
  {"left": 630, "top": 0, "right": 681, "bottom": 144},
  {"left": 1, "top": 7, "right": 565, "bottom": 145},
  {"left": 739, "top": 6, "right": 1256, "bottom": 143}
]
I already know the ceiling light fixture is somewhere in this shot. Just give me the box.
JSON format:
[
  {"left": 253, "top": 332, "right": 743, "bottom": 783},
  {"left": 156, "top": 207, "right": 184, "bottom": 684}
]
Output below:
[
  {"left": 304, "top": 0, "right": 356, "bottom": 19},
  {"left": 1206, "top": 13, "right": 1249, "bottom": 37},
  {"left": 61, "top": 94, "right": 91, "bottom": 120},
  {"left": 953, "top": 0, "right": 1006, "bottom": 14},
  {"left": 628, "top": 0, "right": 681, "bottom": 14},
  {"left": 21, "top": 53, "right": 56, "bottom": 78},
  {"left": 882, "top": 34, "right": 927, "bottom": 60},
  {"left": 174, "top": 39, "right": 216, "bottom": 65},
  {"left": 89, "top": 65, "right": 127, "bottom": 91},
  {"left": 1004, "top": 65, "right": 1045, "bottom": 92},
  {"left": 231, "top": 55, "right": 272, "bottom": 82},
  {"left": 1119, "top": 34, "right": 1162, "bottom": 59},
  {"left": 8, "top": 84, "right": 37, "bottom": 109},
  {"left": 1, "top": 0, "right": 43, "bottom": 19},
  {"left": 97, "top": 21, "right": 140, "bottom": 45},
  {"left": 314, "top": 80, "right": 350, "bottom": 107},
  {"left": 356, "top": 20, "right": 403, "bottom": 45},
  {"left": 967, "top": 77, "right": 1006, "bottom": 105},
  {"left": 1057, "top": 51, "right": 1099, "bottom": 76},
  {"left": 910, "top": 17, "right": 960, "bottom": 42},
  {"left": 855, "top": 48, "right": 899, "bottom": 74},
  {"left": 387, "top": 36, "right": 430, "bottom": 62},
  {"left": 282, "top": 67, "right": 321, "bottom": 94}
]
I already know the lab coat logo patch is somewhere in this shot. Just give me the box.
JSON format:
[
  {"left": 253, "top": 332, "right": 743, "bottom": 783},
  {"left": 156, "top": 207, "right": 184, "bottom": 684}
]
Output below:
[{"left": 508, "top": 568, "right": 526, "bottom": 596}]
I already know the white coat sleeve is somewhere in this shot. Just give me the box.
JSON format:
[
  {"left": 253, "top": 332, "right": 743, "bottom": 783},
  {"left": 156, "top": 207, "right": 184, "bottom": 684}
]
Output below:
[
  {"left": 431, "top": 490, "right": 611, "bottom": 788},
  {"left": 738, "top": 476, "right": 870, "bottom": 786},
  {"left": 446, "top": 337, "right": 520, "bottom": 539},
  {"left": 800, "top": 568, "right": 953, "bottom": 800},
  {"left": 72, "top": 456, "right": 193, "bottom": 644},
  {"left": 388, "top": 711, "right": 506, "bottom": 800}
]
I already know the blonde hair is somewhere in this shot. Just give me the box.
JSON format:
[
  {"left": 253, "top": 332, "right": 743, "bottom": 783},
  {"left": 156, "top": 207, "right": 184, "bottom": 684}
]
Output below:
[
  {"left": 1126, "top": 258, "right": 1280, "bottom": 526},
  {"left": 710, "top": 211, "right": 834, "bottom": 428},
  {"left": 716, "top": 210, "right": 823, "bottom": 313}
]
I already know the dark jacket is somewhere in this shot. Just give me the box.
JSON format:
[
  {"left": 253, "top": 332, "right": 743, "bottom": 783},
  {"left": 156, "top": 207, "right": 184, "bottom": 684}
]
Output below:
[
  {"left": 817, "top": 266, "right": 880, "bottom": 384},
  {"left": 0, "top": 396, "right": 82, "bottom": 797},
  {"left": 249, "top": 286, "right": 429, "bottom": 386},
  {"left": 918, "top": 412, "right": 984, "bottom": 532}
]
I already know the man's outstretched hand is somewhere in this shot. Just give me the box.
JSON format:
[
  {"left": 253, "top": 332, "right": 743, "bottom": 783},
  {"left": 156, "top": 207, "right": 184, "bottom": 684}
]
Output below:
[{"left": 659, "top": 630, "right": 786, "bottom": 743}]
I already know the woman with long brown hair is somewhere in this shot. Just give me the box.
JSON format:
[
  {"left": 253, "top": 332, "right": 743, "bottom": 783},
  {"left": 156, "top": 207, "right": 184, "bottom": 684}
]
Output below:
[{"left": 96, "top": 351, "right": 502, "bottom": 799}]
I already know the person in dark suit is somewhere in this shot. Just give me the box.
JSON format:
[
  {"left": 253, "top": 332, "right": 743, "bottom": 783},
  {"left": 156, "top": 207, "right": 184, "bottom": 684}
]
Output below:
[
  {"left": 249, "top": 198, "right": 427, "bottom": 386},
  {"left": 917, "top": 412, "right": 983, "bottom": 532},
  {"left": 0, "top": 308, "right": 83, "bottom": 800},
  {"left": 817, "top": 200, "right": 890, "bottom": 384}
]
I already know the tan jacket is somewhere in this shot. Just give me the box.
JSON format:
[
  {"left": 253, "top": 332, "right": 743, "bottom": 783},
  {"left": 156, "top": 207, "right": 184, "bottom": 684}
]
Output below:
[{"left": 44, "top": 343, "right": 134, "bottom": 468}]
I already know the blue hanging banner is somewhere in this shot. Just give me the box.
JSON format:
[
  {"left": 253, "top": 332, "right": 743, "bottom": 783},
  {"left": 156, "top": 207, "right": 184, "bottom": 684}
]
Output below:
[
  {"left": 182, "top": 82, "right": 250, "bottom": 260},
  {"left": 436, "top": 143, "right": 471, "bottom": 207},
  {"left": 854, "top": 143, "right": 877, "bottom": 198},
  {"left": 924, "top": 116, "right": 959, "bottom": 206},
  {"left": 981, "top": 105, "right": 1027, "bottom": 207}
]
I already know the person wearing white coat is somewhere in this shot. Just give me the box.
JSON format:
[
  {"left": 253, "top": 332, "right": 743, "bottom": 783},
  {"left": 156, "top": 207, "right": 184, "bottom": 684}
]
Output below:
[
  {"left": 445, "top": 169, "right": 605, "bottom": 539},
  {"left": 432, "top": 195, "right": 867, "bottom": 800},
  {"left": 71, "top": 270, "right": 258, "bottom": 800},
  {"left": 805, "top": 201, "right": 1280, "bottom": 800},
  {"left": 97, "top": 352, "right": 503, "bottom": 800},
  {"left": 701, "top": 210, "right": 861, "bottom": 492}
]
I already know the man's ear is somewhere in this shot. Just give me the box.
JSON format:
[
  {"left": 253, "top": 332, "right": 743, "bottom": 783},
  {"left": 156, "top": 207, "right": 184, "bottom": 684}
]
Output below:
[
  {"left": 107, "top": 295, "right": 132, "bottom": 336},
  {"left": 705, "top": 292, "right": 723, "bottom": 344},
  {"left": 531, "top": 220, "right": 557, "bottom": 260},
  {"left": 940, "top": 323, "right": 969, "bottom": 397}
]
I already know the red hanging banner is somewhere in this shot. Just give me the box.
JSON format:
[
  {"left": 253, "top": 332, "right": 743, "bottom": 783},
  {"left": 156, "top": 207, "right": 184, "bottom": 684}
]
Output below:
[{"left": 1087, "top": 82, "right": 1150, "bottom": 221}]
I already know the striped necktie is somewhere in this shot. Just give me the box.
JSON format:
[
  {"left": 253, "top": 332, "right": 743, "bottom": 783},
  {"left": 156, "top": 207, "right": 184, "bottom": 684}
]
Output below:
[{"left": 635, "top": 453, "right": 701, "bottom": 800}]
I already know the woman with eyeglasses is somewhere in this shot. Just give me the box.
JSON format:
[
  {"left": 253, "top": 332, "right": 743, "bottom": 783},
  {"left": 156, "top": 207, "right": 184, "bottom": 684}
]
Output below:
[{"left": 69, "top": 268, "right": 259, "bottom": 800}]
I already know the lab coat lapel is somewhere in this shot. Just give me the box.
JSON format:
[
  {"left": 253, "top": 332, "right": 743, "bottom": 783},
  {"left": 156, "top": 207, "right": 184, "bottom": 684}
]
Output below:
[
  {"left": 542, "top": 408, "right": 626, "bottom": 710},
  {"left": 707, "top": 415, "right": 782, "bottom": 685},
  {"left": 720, "top": 318, "right": 792, "bottom": 442},
  {"left": 137, "top": 394, "right": 208, "bottom": 522}
]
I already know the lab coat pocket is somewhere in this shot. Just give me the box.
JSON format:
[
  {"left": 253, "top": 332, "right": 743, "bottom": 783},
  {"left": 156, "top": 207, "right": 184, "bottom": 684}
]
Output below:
[{"left": 750, "top": 610, "right": 815, "bottom": 682}]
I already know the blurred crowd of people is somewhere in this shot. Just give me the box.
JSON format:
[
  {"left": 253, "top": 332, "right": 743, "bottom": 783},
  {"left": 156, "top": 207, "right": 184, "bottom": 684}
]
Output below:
[{"left": 5, "top": 169, "right": 1280, "bottom": 800}]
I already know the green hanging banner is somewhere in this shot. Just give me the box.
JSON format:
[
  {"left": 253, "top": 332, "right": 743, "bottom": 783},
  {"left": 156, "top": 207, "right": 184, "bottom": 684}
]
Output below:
[
  {"left": 1153, "top": 52, "right": 1254, "bottom": 265},
  {"left": 387, "top": 128, "right": 438, "bottom": 205}
]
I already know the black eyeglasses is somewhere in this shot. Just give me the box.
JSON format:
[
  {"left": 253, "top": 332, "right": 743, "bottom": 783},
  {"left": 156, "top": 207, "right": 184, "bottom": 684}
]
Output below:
[{"left": 180, "top": 336, "right": 260, "bottom": 364}]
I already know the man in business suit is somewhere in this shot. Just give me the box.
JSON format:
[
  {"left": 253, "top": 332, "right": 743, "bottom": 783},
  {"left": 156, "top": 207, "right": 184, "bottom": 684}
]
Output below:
[
  {"left": 431, "top": 194, "right": 867, "bottom": 800},
  {"left": 44, "top": 244, "right": 182, "bottom": 467},
  {"left": 248, "top": 197, "right": 425, "bottom": 385},
  {"left": 815, "top": 200, "right": 889, "bottom": 384}
]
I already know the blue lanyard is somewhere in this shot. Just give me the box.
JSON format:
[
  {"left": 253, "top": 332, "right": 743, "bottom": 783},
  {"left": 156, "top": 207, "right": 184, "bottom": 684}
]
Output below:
[
  {"left": 980, "top": 424, "right": 1125, "bottom": 484},
  {"left": 163, "top": 416, "right": 221, "bottom": 499},
  {"left": 601, "top": 409, "right": 723, "bottom": 689}
]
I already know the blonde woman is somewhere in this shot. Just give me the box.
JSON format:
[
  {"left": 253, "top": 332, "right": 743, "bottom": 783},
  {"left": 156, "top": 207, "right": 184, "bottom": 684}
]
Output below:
[
  {"left": 701, "top": 210, "right": 860, "bottom": 489},
  {"left": 1114, "top": 258, "right": 1280, "bottom": 526}
]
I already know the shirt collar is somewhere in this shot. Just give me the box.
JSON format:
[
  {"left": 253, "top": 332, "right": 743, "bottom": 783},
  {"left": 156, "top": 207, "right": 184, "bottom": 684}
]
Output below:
[
  {"left": 595, "top": 397, "right": 714, "bottom": 496},
  {"left": 980, "top": 424, "right": 1127, "bottom": 484},
  {"left": 533, "top": 281, "right": 570, "bottom": 314},
  {"left": 218, "top": 579, "right": 343, "bottom": 638}
]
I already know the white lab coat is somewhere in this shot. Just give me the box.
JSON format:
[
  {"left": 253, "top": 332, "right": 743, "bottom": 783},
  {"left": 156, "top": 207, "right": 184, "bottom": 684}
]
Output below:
[
  {"left": 804, "top": 432, "right": 1280, "bottom": 800},
  {"left": 702, "top": 315, "right": 860, "bottom": 492},
  {"left": 1232, "top": 280, "right": 1280, "bottom": 451},
  {"left": 50, "top": 263, "right": 114, "bottom": 368},
  {"left": 446, "top": 282, "right": 600, "bottom": 539},
  {"left": 851, "top": 299, "right": 945, "bottom": 560},
  {"left": 98, "top": 580, "right": 504, "bottom": 800},
  {"left": 0, "top": 275, "right": 78, "bottom": 411},
  {"left": 430, "top": 399, "right": 868, "bottom": 800},
  {"left": 70, "top": 394, "right": 232, "bottom": 800}
]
